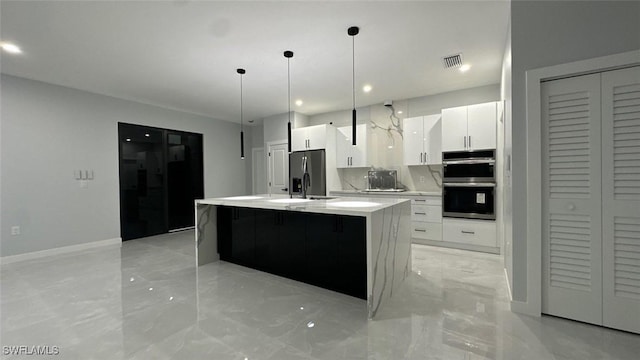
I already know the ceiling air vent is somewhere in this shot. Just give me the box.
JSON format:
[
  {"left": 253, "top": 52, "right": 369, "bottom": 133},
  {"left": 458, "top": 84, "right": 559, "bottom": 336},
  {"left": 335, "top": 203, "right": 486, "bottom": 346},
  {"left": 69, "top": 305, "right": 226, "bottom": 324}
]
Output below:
[{"left": 443, "top": 54, "right": 463, "bottom": 69}]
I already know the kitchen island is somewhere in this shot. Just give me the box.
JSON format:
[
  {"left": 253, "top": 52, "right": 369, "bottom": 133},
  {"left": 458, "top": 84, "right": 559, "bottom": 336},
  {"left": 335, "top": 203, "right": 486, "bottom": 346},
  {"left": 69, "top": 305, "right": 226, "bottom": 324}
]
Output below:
[{"left": 195, "top": 194, "right": 411, "bottom": 319}]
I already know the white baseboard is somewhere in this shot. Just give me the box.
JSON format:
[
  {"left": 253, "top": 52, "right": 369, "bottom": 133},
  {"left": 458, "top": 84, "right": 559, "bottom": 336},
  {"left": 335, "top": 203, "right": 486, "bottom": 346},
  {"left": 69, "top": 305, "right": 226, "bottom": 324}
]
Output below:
[
  {"left": 510, "top": 300, "right": 538, "bottom": 316},
  {"left": 504, "top": 267, "right": 513, "bottom": 302},
  {"left": 0, "top": 237, "right": 122, "bottom": 265}
]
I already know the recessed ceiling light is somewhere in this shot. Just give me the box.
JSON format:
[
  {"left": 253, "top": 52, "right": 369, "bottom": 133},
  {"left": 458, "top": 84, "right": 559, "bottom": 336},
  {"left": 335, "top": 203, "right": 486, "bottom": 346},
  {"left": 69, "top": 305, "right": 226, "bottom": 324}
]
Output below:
[
  {"left": 145, "top": 133, "right": 150, "bottom": 137},
  {"left": 126, "top": 138, "right": 131, "bottom": 142},
  {"left": 0, "top": 42, "right": 22, "bottom": 54},
  {"left": 362, "top": 85, "right": 372, "bottom": 93},
  {"left": 295, "top": 99, "right": 303, "bottom": 106},
  {"left": 397, "top": 111, "right": 403, "bottom": 114},
  {"left": 459, "top": 64, "right": 471, "bottom": 72}
]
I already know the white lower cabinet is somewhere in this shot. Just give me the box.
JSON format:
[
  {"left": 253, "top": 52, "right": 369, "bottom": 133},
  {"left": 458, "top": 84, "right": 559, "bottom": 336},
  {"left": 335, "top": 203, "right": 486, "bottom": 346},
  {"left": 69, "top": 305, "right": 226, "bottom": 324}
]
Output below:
[
  {"left": 411, "top": 222, "right": 442, "bottom": 241},
  {"left": 442, "top": 218, "right": 497, "bottom": 249},
  {"left": 408, "top": 195, "right": 442, "bottom": 243}
]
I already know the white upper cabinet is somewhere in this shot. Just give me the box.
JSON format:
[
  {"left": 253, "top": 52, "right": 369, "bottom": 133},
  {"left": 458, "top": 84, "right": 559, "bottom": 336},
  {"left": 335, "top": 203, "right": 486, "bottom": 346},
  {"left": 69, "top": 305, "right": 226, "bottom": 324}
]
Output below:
[
  {"left": 441, "top": 106, "right": 468, "bottom": 152},
  {"left": 336, "top": 124, "right": 368, "bottom": 168},
  {"left": 403, "top": 117, "right": 424, "bottom": 166},
  {"left": 403, "top": 114, "right": 442, "bottom": 165},
  {"left": 291, "top": 124, "right": 328, "bottom": 151},
  {"left": 442, "top": 102, "right": 497, "bottom": 152},
  {"left": 290, "top": 128, "right": 307, "bottom": 151},
  {"left": 467, "top": 102, "right": 497, "bottom": 150}
]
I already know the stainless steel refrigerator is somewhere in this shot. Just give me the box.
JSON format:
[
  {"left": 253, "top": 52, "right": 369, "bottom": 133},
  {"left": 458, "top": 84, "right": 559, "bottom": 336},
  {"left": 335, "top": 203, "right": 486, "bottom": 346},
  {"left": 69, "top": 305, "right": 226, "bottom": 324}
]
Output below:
[{"left": 289, "top": 149, "right": 326, "bottom": 196}]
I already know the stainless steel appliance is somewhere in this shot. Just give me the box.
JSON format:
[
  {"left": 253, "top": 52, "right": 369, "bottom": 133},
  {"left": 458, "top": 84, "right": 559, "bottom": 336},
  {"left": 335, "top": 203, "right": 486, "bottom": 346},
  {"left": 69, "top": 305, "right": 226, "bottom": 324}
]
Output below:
[
  {"left": 289, "top": 150, "right": 326, "bottom": 196},
  {"left": 443, "top": 183, "right": 496, "bottom": 220},
  {"left": 364, "top": 170, "right": 405, "bottom": 192},
  {"left": 443, "top": 150, "right": 496, "bottom": 220},
  {"left": 368, "top": 170, "right": 396, "bottom": 190},
  {"left": 442, "top": 150, "right": 495, "bottom": 183}
]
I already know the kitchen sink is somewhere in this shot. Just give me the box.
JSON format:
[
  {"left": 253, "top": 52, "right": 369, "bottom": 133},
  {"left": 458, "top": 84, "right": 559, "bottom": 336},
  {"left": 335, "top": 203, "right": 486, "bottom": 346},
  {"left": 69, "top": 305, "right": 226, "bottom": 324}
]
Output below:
[
  {"left": 267, "top": 198, "right": 314, "bottom": 204},
  {"left": 328, "top": 201, "right": 381, "bottom": 208},
  {"left": 221, "top": 195, "right": 263, "bottom": 200}
]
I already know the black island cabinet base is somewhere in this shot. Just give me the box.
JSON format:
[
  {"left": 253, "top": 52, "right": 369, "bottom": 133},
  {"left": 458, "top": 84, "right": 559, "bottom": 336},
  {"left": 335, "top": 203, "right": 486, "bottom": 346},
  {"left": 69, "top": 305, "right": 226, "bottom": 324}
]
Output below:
[{"left": 217, "top": 206, "right": 366, "bottom": 299}]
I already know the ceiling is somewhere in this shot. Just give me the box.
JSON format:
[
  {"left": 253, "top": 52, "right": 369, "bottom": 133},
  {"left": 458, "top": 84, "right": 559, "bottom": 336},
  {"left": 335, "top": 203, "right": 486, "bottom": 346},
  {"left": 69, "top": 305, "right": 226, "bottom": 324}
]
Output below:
[{"left": 0, "top": 1, "right": 510, "bottom": 124}]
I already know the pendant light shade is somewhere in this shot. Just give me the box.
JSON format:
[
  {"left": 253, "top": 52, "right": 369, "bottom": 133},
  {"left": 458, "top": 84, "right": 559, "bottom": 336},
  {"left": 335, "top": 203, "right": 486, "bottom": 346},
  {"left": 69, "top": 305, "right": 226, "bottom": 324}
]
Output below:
[
  {"left": 284, "top": 50, "right": 294, "bottom": 153},
  {"left": 237, "top": 68, "right": 246, "bottom": 159},
  {"left": 348, "top": 26, "right": 359, "bottom": 146}
]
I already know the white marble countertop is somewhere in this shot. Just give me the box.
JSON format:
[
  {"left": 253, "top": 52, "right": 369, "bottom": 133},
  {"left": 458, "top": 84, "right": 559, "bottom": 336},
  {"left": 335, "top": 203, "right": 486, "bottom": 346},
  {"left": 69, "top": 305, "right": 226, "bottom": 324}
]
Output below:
[
  {"left": 330, "top": 189, "right": 442, "bottom": 197},
  {"left": 196, "top": 194, "right": 410, "bottom": 217}
]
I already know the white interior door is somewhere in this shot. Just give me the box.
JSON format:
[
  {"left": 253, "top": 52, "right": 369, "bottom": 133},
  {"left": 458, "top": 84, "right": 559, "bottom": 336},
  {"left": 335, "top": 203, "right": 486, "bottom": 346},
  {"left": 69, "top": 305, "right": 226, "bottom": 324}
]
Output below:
[
  {"left": 542, "top": 73, "right": 603, "bottom": 325},
  {"left": 252, "top": 147, "right": 266, "bottom": 195},
  {"left": 601, "top": 66, "right": 640, "bottom": 334},
  {"left": 268, "top": 142, "right": 289, "bottom": 195}
]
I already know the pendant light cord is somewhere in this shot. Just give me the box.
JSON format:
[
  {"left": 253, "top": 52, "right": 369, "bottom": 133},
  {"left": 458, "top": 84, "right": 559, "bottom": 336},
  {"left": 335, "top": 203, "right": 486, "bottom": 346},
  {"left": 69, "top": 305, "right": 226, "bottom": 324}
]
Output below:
[
  {"left": 352, "top": 35, "right": 355, "bottom": 111},
  {"left": 288, "top": 57, "right": 291, "bottom": 125},
  {"left": 240, "top": 73, "right": 243, "bottom": 131}
]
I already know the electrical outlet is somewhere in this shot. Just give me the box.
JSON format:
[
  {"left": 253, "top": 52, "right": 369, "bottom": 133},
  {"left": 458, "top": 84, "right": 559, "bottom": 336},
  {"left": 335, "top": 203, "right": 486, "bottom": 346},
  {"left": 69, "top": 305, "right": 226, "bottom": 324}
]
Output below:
[
  {"left": 80, "top": 180, "right": 88, "bottom": 188},
  {"left": 419, "top": 176, "right": 425, "bottom": 183},
  {"left": 11, "top": 226, "right": 20, "bottom": 235}
]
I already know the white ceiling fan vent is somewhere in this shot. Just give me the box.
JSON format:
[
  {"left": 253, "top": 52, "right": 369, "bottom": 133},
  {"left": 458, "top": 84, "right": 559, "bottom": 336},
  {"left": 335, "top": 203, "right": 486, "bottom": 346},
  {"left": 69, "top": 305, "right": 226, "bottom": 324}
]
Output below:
[{"left": 442, "top": 54, "right": 463, "bottom": 69}]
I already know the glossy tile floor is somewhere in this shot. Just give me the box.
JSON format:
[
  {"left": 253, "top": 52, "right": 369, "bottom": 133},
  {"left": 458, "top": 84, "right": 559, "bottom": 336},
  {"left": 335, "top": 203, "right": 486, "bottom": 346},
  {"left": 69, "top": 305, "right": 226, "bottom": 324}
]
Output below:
[{"left": 1, "top": 231, "right": 639, "bottom": 359}]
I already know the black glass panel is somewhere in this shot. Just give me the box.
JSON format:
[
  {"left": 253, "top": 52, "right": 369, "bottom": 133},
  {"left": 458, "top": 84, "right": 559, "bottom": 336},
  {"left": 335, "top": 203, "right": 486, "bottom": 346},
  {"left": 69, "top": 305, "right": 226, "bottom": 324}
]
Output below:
[
  {"left": 443, "top": 163, "right": 495, "bottom": 180},
  {"left": 118, "top": 124, "right": 166, "bottom": 240},
  {"left": 118, "top": 123, "right": 204, "bottom": 240},
  {"left": 167, "top": 131, "right": 204, "bottom": 230},
  {"left": 443, "top": 186, "right": 495, "bottom": 217}
]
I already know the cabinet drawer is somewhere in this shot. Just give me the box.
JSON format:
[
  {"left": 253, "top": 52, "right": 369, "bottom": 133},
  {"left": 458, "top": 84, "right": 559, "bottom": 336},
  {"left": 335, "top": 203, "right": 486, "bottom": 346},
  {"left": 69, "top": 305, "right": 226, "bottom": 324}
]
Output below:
[
  {"left": 411, "top": 205, "right": 442, "bottom": 223},
  {"left": 411, "top": 221, "right": 442, "bottom": 241},
  {"left": 442, "top": 218, "right": 496, "bottom": 247},
  {"left": 410, "top": 197, "right": 442, "bottom": 206}
]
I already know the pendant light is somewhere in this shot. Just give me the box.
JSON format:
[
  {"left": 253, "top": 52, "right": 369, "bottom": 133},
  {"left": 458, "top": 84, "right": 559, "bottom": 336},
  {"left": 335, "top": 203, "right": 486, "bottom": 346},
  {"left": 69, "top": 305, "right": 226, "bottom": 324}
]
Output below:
[
  {"left": 284, "top": 50, "right": 293, "bottom": 153},
  {"left": 237, "top": 68, "right": 246, "bottom": 159},
  {"left": 348, "top": 26, "right": 359, "bottom": 146}
]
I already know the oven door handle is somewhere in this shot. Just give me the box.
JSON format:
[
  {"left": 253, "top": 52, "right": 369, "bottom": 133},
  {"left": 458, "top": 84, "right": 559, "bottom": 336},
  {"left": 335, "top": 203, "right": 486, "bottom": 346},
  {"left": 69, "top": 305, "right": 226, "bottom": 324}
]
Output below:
[
  {"left": 442, "top": 159, "right": 495, "bottom": 165},
  {"left": 443, "top": 182, "right": 496, "bottom": 187}
]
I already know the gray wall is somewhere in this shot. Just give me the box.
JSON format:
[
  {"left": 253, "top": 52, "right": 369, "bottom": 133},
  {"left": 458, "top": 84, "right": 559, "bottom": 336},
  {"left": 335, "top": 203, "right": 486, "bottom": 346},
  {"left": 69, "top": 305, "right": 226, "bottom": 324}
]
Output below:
[
  {"left": 510, "top": 0, "right": 640, "bottom": 301},
  {"left": 306, "top": 84, "right": 500, "bottom": 192},
  {"left": 1, "top": 75, "right": 247, "bottom": 257},
  {"left": 307, "top": 84, "right": 499, "bottom": 128},
  {"left": 500, "top": 16, "right": 513, "bottom": 293}
]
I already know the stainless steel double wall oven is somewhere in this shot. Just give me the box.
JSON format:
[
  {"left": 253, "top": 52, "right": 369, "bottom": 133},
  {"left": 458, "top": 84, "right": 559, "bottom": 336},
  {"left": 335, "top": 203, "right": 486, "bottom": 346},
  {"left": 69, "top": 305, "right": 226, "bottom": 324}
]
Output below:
[{"left": 442, "top": 150, "right": 496, "bottom": 220}]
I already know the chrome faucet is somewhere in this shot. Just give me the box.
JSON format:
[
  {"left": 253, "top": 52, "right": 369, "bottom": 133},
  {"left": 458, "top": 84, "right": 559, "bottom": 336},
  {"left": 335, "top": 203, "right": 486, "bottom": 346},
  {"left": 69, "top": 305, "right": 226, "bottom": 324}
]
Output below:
[{"left": 301, "top": 155, "right": 311, "bottom": 199}]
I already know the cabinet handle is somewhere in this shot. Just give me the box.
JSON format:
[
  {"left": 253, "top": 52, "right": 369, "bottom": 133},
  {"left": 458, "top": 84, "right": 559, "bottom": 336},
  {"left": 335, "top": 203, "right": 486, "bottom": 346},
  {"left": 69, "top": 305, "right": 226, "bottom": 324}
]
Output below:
[
  {"left": 420, "top": 153, "right": 423, "bottom": 163},
  {"left": 461, "top": 230, "right": 475, "bottom": 235},
  {"left": 414, "top": 212, "right": 426, "bottom": 215},
  {"left": 415, "top": 229, "right": 427, "bottom": 232},
  {"left": 414, "top": 199, "right": 426, "bottom": 202},
  {"left": 469, "top": 136, "right": 472, "bottom": 148},
  {"left": 425, "top": 153, "right": 429, "bottom": 163},
  {"left": 464, "top": 136, "right": 467, "bottom": 149}
]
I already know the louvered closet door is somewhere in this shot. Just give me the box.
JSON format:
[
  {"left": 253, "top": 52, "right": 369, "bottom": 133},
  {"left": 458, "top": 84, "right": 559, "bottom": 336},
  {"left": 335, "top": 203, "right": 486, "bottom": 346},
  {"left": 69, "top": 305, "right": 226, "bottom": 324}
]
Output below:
[
  {"left": 542, "top": 73, "right": 603, "bottom": 325},
  {"left": 601, "top": 66, "right": 640, "bottom": 334}
]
